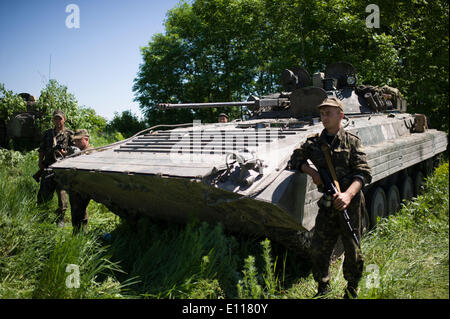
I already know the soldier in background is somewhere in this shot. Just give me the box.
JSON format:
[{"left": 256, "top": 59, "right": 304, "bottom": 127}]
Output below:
[
  {"left": 218, "top": 113, "right": 228, "bottom": 123},
  {"left": 37, "top": 110, "right": 74, "bottom": 227},
  {"left": 69, "top": 129, "right": 93, "bottom": 234},
  {"left": 289, "top": 97, "right": 372, "bottom": 298}
]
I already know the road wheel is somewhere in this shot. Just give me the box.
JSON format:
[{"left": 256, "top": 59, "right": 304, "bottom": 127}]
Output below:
[
  {"left": 362, "top": 205, "right": 370, "bottom": 233},
  {"left": 386, "top": 185, "right": 401, "bottom": 215},
  {"left": 400, "top": 175, "right": 414, "bottom": 202},
  {"left": 414, "top": 171, "right": 424, "bottom": 197},
  {"left": 369, "top": 187, "right": 387, "bottom": 227}
]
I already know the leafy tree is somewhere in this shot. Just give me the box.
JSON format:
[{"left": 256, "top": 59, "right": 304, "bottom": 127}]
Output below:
[
  {"left": 1, "top": 80, "right": 108, "bottom": 150},
  {"left": 76, "top": 107, "right": 108, "bottom": 134},
  {"left": 134, "top": 0, "right": 267, "bottom": 125},
  {"left": 377, "top": 0, "right": 449, "bottom": 131},
  {"left": 0, "top": 84, "right": 28, "bottom": 148},
  {"left": 134, "top": 0, "right": 448, "bottom": 131},
  {"left": 35, "top": 80, "right": 107, "bottom": 133},
  {"left": 0, "top": 83, "right": 27, "bottom": 120},
  {"left": 35, "top": 79, "right": 82, "bottom": 131},
  {"left": 106, "top": 110, "right": 147, "bottom": 138}
]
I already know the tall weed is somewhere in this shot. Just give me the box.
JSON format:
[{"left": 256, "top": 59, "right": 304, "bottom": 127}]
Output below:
[
  {"left": 237, "top": 239, "right": 285, "bottom": 299},
  {"left": 32, "top": 232, "right": 128, "bottom": 299},
  {"left": 107, "top": 219, "right": 238, "bottom": 298},
  {"left": 0, "top": 146, "right": 128, "bottom": 298}
]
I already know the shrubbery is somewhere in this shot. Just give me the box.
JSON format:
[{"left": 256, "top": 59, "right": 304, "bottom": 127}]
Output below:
[
  {"left": 105, "top": 110, "right": 147, "bottom": 139},
  {"left": 0, "top": 84, "right": 27, "bottom": 119},
  {"left": 1, "top": 81, "right": 107, "bottom": 135},
  {"left": 1, "top": 80, "right": 128, "bottom": 150}
]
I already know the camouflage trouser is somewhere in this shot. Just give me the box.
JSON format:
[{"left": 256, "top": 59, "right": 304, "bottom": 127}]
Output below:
[
  {"left": 68, "top": 191, "right": 90, "bottom": 233},
  {"left": 37, "top": 171, "right": 68, "bottom": 221},
  {"left": 311, "top": 191, "right": 364, "bottom": 286}
]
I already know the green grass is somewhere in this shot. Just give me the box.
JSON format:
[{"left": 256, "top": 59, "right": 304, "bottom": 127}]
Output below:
[
  {"left": 0, "top": 144, "right": 448, "bottom": 299},
  {"left": 357, "top": 162, "right": 449, "bottom": 299},
  {"left": 106, "top": 219, "right": 239, "bottom": 298}
]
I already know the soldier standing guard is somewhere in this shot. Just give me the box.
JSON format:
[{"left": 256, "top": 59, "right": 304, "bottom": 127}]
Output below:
[
  {"left": 69, "top": 129, "right": 93, "bottom": 234},
  {"left": 37, "top": 110, "right": 74, "bottom": 227},
  {"left": 289, "top": 97, "right": 372, "bottom": 298}
]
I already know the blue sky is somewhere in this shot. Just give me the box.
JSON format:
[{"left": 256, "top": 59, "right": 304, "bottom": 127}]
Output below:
[{"left": 0, "top": 0, "right": 182, "bottom": 120}]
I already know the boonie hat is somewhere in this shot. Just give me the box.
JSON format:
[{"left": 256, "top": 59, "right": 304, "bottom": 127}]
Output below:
[
  {"left": 317, "top": 97, "right": 345, "bottom": 112},
  {"left": 53, "top": 109, "right": 66, "bottom": 119},
  {"left": 72, "top": 129, "right": 89, "bottom": 140},
  {"left": 218, "top": 113, "right": 228, "bottom": 118}
]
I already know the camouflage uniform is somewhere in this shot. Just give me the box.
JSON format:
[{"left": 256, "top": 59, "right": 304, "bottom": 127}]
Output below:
[
  {"left": 69, "top": 190, "right": 91, "bottom": 233},
  {"left": 68, "top": 129, "right": 92, "bottom": 233},
  {"left": 37, "top": 127, "right": 74, "bottom": 222},
  {"left": 290, "top": 127, "right": 372, "bottom": 291}
]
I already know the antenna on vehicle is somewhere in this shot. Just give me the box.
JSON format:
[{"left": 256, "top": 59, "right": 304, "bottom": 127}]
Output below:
[{"left": 49, "top": 54, "right": 52, "bottom": 81}]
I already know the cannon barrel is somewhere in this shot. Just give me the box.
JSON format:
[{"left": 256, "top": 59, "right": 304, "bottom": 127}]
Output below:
[
  {"left": 157, "top": 101, "right": 255, "bottom": 110},
  {"left": 157, "top": 97, "right": 289, "bottom": 111}
]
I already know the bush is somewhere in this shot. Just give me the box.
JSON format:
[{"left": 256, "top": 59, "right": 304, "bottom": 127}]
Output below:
[
  {"left": 106, "top": 110, "right": 147, "bottom": 138},
  {"left": 0, "top": 84, "right": 27, "bottom": 120},
  {"left": 1, "top": 80, "right": 108, "bottom": 149},
  {"left": 35, "top": 80, "right": 107, "bottom": 133}
]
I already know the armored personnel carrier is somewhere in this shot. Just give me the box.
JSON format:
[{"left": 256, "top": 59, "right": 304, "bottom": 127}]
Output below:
[
  {"left": 51, "top": 62, "right": 447, "bottom": 253},
  {"left": 0, "top": 93, "right": 41, "bottom": 149}
]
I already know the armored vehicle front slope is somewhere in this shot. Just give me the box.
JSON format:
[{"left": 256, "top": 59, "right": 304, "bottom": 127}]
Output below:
[{"left": 51, "top": 62, "right": 448, "bottom": 252}]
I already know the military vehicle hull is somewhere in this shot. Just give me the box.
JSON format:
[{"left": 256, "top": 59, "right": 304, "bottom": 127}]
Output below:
[
  {"left": 51, "top": 112, "right": 447, "bottom": 251},
  {"left": 0, "top": 93, "right": 41, "bottom": 150}
]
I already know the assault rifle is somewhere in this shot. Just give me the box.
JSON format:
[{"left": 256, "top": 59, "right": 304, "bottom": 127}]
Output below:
[
  {"left": 33, "top": 146, "right": 80, "bottom": 182},
  {"left": 32, "top": 168, "right": 44, "bottom": 183},
  {"left": 32, "top": 168, "right": 55, "bottom": 183},
  {"left": 317, "top": 167, "right": 360, "bottom": 248}
]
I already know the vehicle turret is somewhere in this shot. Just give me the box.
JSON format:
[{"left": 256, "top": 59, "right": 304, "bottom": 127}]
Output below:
[{"left": 157, "top": 62, "right": 407, "bottom": 119}]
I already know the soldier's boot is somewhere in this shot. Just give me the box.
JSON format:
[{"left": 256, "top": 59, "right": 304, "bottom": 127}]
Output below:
[
  {"left": 56, "top": 190, "right": 68, "bottom": 227},
  {"left": 314, "top": 282, "right": 331, "bottom": 298},
  {"left": 343, "top": 283, "right": 358, "bottom": 299},
  {"left": 55, "top": 207, "right": 67, "bottom": 227}
]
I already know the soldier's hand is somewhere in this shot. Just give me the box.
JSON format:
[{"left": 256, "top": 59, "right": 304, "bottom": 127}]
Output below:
[
  {"left": 311, "top": 171, "right": 323, "bottom": 186},
  {"left": 332, "top": 192, "right": 352, "bottom": 211},
  {"left": 301, "top": 163, "right": 323, "bottom": 186},
  {"left": 60, "top": 149, "right": 67, "bottom": 156}
]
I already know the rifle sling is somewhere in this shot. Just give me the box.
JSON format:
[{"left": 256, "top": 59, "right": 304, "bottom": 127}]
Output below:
[
  {"left": 320, "top": 144, "right": 341, "bottom": 193},
  {"left": 321, "top": 143, "right": 361, "bottom": 248}
]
